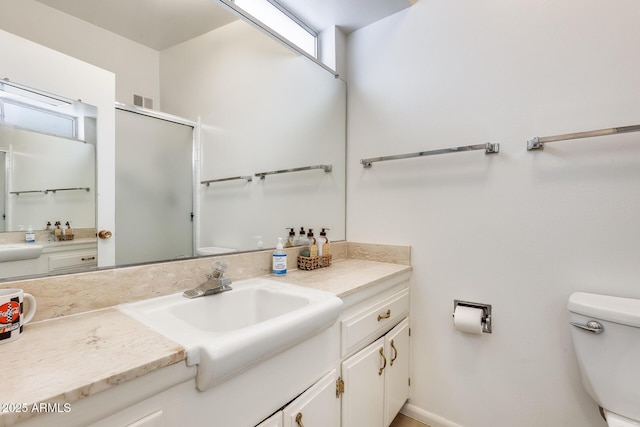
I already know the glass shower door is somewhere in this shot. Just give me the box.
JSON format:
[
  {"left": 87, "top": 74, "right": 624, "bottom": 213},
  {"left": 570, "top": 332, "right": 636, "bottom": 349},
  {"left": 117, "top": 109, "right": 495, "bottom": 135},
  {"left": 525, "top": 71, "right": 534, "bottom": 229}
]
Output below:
[{"left": 115, "top": 109, "right": 194, "bottom": 265}]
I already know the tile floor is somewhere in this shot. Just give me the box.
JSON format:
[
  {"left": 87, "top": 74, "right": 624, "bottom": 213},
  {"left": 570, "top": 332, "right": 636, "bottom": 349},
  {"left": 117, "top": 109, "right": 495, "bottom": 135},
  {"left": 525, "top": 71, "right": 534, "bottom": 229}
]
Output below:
[{"left": 390, "top": 413, "right": 430, "bottom": 427}]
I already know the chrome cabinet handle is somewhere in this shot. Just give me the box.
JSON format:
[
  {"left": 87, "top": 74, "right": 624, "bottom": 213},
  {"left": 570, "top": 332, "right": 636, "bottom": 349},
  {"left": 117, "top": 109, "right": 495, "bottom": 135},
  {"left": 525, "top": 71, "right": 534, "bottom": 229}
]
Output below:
[
  {"left": 296, "top": 412, "right": 304, "bottom": 427},
  {"left": 570, "top": 321, "right": 604, "bottom": 334},
  {"left": 390, "top": 339, "right": 398, "bottom": 366},
  {"left": 379, "top": 347, "right": 387, "bottom": 375}
]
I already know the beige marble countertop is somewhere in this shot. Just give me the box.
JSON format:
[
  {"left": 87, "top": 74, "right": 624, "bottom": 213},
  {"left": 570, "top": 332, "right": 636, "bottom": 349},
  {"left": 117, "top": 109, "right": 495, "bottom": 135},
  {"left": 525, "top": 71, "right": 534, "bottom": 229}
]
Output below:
[
  {"left": 2, "top": 257, "right": 410, "bottom": 426},
  {"left": 277, "top": 258, "right": 412, "bottom": 298},
  {"left": 1, "top": 309, "right": 186, "bottom": 426}
]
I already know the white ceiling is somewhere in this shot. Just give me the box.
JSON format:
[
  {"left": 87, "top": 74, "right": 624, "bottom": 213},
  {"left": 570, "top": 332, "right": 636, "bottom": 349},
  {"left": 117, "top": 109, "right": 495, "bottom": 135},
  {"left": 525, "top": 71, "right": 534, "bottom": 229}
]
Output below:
[
  {"left": 34, "top": 0, "right": 414, "bottom": 51},
  {"left": 34, "top": 0, "right": 238, "bottom": 51},
  {"left": 276, "top": 0, "right": 414, "bottom": 34}
]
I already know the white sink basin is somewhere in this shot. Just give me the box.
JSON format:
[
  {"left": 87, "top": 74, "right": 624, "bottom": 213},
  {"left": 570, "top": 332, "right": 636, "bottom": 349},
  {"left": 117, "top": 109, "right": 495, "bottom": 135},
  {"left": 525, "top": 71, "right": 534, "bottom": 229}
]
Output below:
[
  {"left": 0, "top": 243, "right": 43, "bottom": 262},
  {"left": 118, "top": 277, "right": 342, "bottom": 390}
]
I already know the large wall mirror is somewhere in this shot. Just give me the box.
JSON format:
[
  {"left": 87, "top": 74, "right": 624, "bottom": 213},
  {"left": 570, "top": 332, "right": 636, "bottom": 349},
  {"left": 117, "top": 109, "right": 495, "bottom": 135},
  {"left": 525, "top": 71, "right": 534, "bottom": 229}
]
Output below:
[
  {"left": 0, "top": 81, "right": 97, "bottom": 234},
  {"left": 0, "top": 0, "right": 346, "bottom": 280}
]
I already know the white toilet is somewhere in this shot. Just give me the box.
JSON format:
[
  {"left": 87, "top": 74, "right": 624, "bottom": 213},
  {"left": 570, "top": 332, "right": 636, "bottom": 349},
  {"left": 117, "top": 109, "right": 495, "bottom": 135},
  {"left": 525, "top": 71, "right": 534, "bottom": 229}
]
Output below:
[{"left": 568, "top": 292, "right": 640, "bottom": 426}]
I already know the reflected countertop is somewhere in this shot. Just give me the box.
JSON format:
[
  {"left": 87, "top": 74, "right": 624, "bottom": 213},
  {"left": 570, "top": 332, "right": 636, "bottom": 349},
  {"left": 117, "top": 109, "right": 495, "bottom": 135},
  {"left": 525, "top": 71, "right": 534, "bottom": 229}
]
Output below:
[{"left": 41, "top": 237, "right": 97, "bottom": 250}]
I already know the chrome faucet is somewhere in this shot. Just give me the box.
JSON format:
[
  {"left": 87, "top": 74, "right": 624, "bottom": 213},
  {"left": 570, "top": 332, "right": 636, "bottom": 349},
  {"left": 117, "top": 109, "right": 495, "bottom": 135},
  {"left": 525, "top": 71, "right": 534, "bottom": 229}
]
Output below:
[{"left": 183, "top": 261, "right": 232, "bottom": 299}]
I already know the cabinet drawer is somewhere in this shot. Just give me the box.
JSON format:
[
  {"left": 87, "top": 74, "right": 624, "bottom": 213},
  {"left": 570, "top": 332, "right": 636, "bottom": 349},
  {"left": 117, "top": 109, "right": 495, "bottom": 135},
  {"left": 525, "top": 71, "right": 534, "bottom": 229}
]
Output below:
[
  {"left": 48, "top": 250, "right": 97, "bottom": 272},
  {"left": 341, "top": 288, "right": 409, "bottom": 357}
]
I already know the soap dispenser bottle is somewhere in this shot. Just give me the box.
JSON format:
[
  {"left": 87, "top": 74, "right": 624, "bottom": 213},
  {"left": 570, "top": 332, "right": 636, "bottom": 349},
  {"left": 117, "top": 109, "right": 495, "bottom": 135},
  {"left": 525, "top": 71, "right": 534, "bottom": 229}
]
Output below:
[
  {"left": 295, "top": 227, "right": 307, "bottom": 246},
  {"left": 272, "top": 237, "right": 287, "bottom": 275},
  {"left": 317, "top": 228, "right": 330, "bottom": 256},
  {"left": 307, "top": 229, "right": 318, "bottom": 257},
  {"left": 285, "top": 228, "right": 295, "bottom": 248},
  {"left": 25, "top": 225, "right": 35, "bottom": 243}
]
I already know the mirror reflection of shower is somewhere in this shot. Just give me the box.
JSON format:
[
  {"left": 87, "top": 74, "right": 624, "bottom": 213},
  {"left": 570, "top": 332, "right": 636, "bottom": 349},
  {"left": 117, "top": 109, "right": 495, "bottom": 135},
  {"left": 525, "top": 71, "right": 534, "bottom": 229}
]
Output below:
[{"left": 115, "top": 106, "right": 195, "bottom": 266}]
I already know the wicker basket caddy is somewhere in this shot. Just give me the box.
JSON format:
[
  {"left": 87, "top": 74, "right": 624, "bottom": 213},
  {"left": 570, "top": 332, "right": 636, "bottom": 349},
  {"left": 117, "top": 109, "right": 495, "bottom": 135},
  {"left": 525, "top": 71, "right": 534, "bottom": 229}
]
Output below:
[{"left": 297, "top": 254, "right": 332, "bottom": 271}]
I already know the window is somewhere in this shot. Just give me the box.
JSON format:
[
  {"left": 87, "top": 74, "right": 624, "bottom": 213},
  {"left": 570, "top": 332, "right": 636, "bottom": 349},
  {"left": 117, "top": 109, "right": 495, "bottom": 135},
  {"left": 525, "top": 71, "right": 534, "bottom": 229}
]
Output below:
[
  {"left": 0, "top": 82, "right": 77, "bottom": 139},
  {"left": 233, "top": 0, "right": 317, "bottom": 57}
]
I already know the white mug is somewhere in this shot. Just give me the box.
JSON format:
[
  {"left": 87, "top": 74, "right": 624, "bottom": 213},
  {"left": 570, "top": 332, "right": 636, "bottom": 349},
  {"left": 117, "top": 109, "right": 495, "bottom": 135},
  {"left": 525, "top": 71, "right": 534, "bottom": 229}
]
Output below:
[{"left": 0, "top": 289, "right": 37, "bottom": 344}]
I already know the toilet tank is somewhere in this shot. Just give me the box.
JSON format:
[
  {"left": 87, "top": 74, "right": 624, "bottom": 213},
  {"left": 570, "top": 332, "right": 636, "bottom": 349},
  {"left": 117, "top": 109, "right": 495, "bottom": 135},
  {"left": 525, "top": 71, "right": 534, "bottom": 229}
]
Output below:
[{"left": 568, "top": 292, "right": 640, "bottom": 421}]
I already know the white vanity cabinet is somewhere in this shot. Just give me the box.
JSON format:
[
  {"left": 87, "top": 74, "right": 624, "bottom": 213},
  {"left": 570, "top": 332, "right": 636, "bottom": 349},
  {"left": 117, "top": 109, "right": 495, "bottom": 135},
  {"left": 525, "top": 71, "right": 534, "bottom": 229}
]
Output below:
[
  {"left": 339, "top": 283, "right": 410, "bottom": 427},
  {"left": 283, "top": 369, "right": 340, "bottom": 427},
  {"left": 257, "top": 369, "right": 340, "bottom": 427}
]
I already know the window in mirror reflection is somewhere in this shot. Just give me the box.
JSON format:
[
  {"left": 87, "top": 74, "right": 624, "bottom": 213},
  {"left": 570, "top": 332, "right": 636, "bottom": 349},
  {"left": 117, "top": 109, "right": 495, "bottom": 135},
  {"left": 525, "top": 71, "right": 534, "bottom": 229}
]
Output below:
[
  {"left": 233, "top": 0, "right": 317, "bottom": 57},
  {"left": 2, "top": 102, "right": 77, "bottom": 139},
  {"left": 0, "top": 81, "right": 77, "bottom": 139}
]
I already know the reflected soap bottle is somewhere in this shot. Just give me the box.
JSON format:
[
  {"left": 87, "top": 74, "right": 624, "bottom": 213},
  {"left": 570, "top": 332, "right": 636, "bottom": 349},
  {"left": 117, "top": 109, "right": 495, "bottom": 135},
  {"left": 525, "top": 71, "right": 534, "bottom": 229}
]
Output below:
[
  {"left": 25, "top": 225, "right": 35, "bottom": 243},
  {"left": 285, "top": 228, "right": 295, "bottom": 248},
  {"left": 295, "top": 227, "right": 308, "bottom": 246}
]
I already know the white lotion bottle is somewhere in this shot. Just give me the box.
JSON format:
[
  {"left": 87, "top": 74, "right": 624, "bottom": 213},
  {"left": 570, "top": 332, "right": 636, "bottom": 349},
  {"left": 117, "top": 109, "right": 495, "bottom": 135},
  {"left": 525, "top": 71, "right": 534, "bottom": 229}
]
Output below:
[
  {"left": 272, "top": 237, "right": 287, "bottom": 275},
  {"left": 25, "top": 225, "right": 35, "bottom": 243}
]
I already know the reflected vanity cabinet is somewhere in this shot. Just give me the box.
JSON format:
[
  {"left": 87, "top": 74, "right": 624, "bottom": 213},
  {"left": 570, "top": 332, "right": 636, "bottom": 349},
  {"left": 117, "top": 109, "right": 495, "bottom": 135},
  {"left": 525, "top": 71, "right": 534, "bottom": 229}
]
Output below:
[
  {"left": 0, "top": 242, "right": 97, "bottom": 278},
  {"left": 43, "top": 242, "right": 97, "bottom": 274},
  {"left": 339, "top": 281, "right": 411, "bottom": 427}
]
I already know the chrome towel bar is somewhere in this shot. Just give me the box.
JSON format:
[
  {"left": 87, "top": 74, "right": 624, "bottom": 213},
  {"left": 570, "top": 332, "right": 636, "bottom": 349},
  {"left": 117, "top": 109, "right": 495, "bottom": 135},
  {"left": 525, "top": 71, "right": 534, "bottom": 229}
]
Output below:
[
  {"left": 527, "top": 124, "right": 640, "bottom": 151},
  {"left": 255, "top": 164, "right": 332, "bottom": 180},
  {"left": 201, "top": 176, "right": 252, "bottom": 185},
  {"left": 11, "top": 187, "right": 90, "bottom": 195},
  {"left": 361, "top": 142, "right": 499, "bottom": 168}
]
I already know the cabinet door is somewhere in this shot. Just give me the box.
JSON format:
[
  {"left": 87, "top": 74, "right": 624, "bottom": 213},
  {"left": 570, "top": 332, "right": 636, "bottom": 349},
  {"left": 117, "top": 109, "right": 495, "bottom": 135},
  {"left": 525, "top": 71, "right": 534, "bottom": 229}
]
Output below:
[
  {"left": 341, "top": 337, "right": 386, "bottom": 427},
  {"left": 384, "top": 318, "right": 410, "bottom": 426},
  {"left": 283, "top": 369, "right": 340, "bottom": 427},
  {"left": 257, "top": 411, "right": 283, "bottom": 427}
]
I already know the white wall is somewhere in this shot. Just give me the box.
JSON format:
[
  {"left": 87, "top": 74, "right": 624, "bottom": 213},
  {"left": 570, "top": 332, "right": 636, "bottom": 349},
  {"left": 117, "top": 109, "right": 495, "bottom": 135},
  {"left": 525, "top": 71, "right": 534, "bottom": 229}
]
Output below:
[
  {"left": 160, "top": 21, "right": 346, "bottom": 252},
  {"left": 346, "top": 1, "right": 640, "bottom": 426},
  {"left": 0, "top": 0, "right": 160, "bottom": 105}
]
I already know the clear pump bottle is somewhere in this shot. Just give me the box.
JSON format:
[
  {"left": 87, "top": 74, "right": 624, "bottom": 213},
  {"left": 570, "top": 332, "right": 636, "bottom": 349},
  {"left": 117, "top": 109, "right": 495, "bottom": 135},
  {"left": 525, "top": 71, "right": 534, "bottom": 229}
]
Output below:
[
  {"left": 285, "top": 228, "right": 295, "bottom": 248},
  {"left": 272, "top": 237, "right": 287, "bottom": 275}
]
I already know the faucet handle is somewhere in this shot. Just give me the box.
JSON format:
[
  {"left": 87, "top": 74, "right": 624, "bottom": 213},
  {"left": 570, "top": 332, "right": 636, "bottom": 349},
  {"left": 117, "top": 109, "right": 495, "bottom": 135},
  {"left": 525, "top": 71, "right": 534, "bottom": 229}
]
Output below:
[{"left": 211, "top": 261, "right": 228, "bottom": 278}]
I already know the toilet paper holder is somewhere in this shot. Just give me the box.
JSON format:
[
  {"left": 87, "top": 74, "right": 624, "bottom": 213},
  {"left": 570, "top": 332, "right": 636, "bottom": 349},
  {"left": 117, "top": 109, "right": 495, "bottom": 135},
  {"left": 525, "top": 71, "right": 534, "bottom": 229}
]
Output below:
[{"left": 453, "top": 300, "right": 492, "bottom": 334}]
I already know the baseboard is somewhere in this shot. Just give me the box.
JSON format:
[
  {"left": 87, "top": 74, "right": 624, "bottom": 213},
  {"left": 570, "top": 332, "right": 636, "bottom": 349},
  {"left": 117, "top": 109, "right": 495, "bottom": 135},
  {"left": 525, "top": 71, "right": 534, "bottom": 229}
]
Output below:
[{"left": 400, "top": 403, "right": 464, "bottom": 427}]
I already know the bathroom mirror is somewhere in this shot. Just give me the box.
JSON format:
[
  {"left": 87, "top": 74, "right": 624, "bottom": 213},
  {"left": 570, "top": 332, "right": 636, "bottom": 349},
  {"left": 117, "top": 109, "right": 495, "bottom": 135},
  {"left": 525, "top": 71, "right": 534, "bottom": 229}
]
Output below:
[
  {"left": 0, "top": 125, "right": 96, "bottom": 233},
  {"left": 0, "top": 80, "right": 97, "bottom": 237},
  {"left": 0, "top": 0, "right": 346, "bottom": 280}
]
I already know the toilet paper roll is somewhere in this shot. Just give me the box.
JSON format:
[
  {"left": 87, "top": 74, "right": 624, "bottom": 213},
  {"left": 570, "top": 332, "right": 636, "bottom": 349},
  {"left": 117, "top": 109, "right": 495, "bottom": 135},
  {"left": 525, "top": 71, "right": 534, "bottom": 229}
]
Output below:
[{"left": 453, "top": 305, "right": 484, "bottom": 334}]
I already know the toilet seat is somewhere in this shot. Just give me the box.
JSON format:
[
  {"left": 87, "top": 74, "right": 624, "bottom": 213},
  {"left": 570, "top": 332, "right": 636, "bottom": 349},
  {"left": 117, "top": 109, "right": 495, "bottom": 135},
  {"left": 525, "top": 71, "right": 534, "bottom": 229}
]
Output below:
[{"left": 605, "top": 410, "right": 640, "bottom": 427}]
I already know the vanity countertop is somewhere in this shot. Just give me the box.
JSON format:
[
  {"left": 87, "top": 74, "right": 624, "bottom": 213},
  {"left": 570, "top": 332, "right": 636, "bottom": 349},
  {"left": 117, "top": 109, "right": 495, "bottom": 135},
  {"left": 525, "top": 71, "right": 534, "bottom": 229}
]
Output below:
[
  {"left": 277, "top": 258, "right": 412, "bottom": 298},
  {"left": 1, "top": 309, "right": 186, "bottom": 427},
  {"left": 2, "top": 258, "right": 410, "bottom": 426}
]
